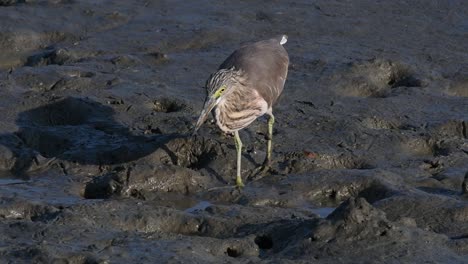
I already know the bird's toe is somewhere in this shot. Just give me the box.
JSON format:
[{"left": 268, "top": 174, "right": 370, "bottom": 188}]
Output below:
[{"left": 248, "top": 165, "right": 273, "bottom": 181}]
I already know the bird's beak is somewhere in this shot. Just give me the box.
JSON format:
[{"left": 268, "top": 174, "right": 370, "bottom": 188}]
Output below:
[{"left": 193, "top": 96, "right": 217, "bottom": 135}]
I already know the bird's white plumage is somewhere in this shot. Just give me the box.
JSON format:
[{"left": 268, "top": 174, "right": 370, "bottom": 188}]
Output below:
[{"left": 280, "top": 35, "right": 287, "bottom": 45}]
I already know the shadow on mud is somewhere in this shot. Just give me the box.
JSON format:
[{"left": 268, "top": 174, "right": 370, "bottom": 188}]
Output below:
[{"left": 0, "top": 97, "right": 181, "bottom": 179}]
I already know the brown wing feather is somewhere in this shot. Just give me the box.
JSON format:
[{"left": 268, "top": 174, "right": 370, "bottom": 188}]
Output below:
[{"left": 219, "top": 36, "right": 289, "bottom": 107}]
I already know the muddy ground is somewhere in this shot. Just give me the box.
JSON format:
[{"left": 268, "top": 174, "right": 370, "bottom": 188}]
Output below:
[{"left": 0, "top": 0, "right": 467, "bottom": 263}]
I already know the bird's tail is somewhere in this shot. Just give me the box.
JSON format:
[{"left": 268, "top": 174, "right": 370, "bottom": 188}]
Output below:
[{"left": 280, "top": 34, "right": 287, "bottom": 45}]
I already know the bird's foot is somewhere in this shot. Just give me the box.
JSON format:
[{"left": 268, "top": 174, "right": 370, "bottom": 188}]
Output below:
[
  {"left": 207, "top": 185, "right": 237, "bottom": 192},
  {"left": 236, "top": 177, "right": 245, "bottom": 188},
  {"left": 205, "top": 185, "right": 244, "bottom": 197},
  {"left": 249, "top": 164, "right": 273, "bottom": 181}
]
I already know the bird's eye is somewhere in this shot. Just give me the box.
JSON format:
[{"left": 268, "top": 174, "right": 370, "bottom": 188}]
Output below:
[{"left": 214, "top": 86, "right": 226, "bottom": 98}]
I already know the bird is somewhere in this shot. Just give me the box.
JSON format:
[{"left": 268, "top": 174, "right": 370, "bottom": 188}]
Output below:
[{"left": 193, "top": 35, "right": 289, "bottom": 187}]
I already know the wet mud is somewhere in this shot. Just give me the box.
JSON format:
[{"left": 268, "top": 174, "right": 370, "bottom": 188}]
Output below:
[{"left": 0, "top": 0, "right": 467, "bottom": 263}]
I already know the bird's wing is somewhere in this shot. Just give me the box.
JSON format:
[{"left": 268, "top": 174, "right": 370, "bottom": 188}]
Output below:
[{"left": 219, "top": 37, "right": 289, "bottom": 107}]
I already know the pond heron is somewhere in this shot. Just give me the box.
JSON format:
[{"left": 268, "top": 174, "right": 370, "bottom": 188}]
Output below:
[{"left": 193, "top": 35, "right": 289, "bottom": 187}]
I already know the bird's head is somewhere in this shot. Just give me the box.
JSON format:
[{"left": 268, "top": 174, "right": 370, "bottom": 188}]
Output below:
[{"left": 193, "top": 68, "right": 240, "bottom": 135}]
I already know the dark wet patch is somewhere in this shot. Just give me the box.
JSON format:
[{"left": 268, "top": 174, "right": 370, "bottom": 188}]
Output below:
[
  {"left": 226, "top": 247, "right": 241, "bottom": 257},
  {"left": 254, "top": 234, "right": 273, "bottom": 249},
  {"left": 0, "top": 0, "right": 23, "bottom": 6},
  {"left": 17, "top": 97, "right": 111, "bottom": 127},
  {"left": 1, "top": 97, "right": 174, "bottom": 178}
]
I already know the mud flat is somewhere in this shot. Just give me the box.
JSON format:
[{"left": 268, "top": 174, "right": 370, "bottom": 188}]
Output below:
[{"left": 0, "top": 1, "right": 467, "bottom": 263}]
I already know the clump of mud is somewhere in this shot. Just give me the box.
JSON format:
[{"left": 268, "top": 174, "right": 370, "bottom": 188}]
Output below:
[{"left": 332, "top": 58, "right": 423, "bottom": 98}]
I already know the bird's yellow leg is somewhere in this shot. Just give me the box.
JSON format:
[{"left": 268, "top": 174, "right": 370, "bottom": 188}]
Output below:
[
  {"left": 265, "top": 113, "right": 275, "bottom": 167},
  {"left": 234, "top": 131, "right": 245, "bottom": 187},
  {"left": 251, "top": 113, "right": 275, "bottom": 179}
]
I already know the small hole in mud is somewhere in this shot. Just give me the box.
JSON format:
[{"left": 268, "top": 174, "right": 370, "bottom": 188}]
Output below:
[
  {"left": 388, "top": 74, "right": 421, "bottom": 88},
  {"left": 226, "top": 247, "right": 241, "bottom": 258},
  {"left": 255, "top": 235, "right": 273, "bottom": 250},
  {"left": 187, "top": 151, "right": 217, "bottom": 170},
  {"left": 130, "top": 189, "right": 145, "bottom": 200},
  {"left": 164, "top": 137, "right": 220, "bottom": 170},
  {"left": 153, "top": 98, "right": 185, "bottom": 113},
  {"left": 357, "top": 183, "right": 393, "bottom": 203},
  {"left": 197, "top": 222, "right": 208, "bottom": 233}
]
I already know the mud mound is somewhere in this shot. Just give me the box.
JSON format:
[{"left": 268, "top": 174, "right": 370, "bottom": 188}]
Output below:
[
  {"left": 278, "top": 149, "right": 374, "bottom": 176},
  {"left": 11, "top": 66, "right": 97, "bottom": 92},
  {"left": 144, "top": 135, "right": 255, "bottom": 185},
  {"left": 228, "top": 198, "right": 464, "bottom": 262},
  {"left": 289, "top": 170, "right": 398, "bottom": 206},
  {"left": 153, "top": 97, "right": 188, "bottom": 113},
  {"left": 25, "top": 48, "right": 79, "bottom": 67},
  {"left": 151, "top": 136, "right": 223, "bottom": 169},
  {"left": 447, "top": 80, "right": 468, "bottom": 97},
  {"left": 376, "top": 193, "right": 468, "bottom": 238},
  {"left": 0, "top": 197, "right": 60, "bottom": 222},
  {"left": 333, "top": 59, "right": 422, "bottom": 98},
  {"left": 430, "top": 120, "right": 467, "bottom": 140},
  {"left": 360, "top": 115, "right": 401, "bottom": 130},
  {"left": 84, "top": 164, "right": 212, "bottom": 198}
]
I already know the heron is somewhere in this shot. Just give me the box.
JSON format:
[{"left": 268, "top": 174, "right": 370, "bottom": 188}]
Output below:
[{"left": 193, "top": 35, "right": 289, "bottom": 187}]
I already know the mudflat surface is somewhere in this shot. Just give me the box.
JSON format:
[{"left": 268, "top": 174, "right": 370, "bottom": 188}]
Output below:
[{"left": 0, "top": 1, "right": 467, "bottom": 263}]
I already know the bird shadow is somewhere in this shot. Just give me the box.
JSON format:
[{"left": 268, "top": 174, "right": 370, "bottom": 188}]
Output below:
[{"left": 0, "top": 96, "right": 179, "bottom": 180}]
